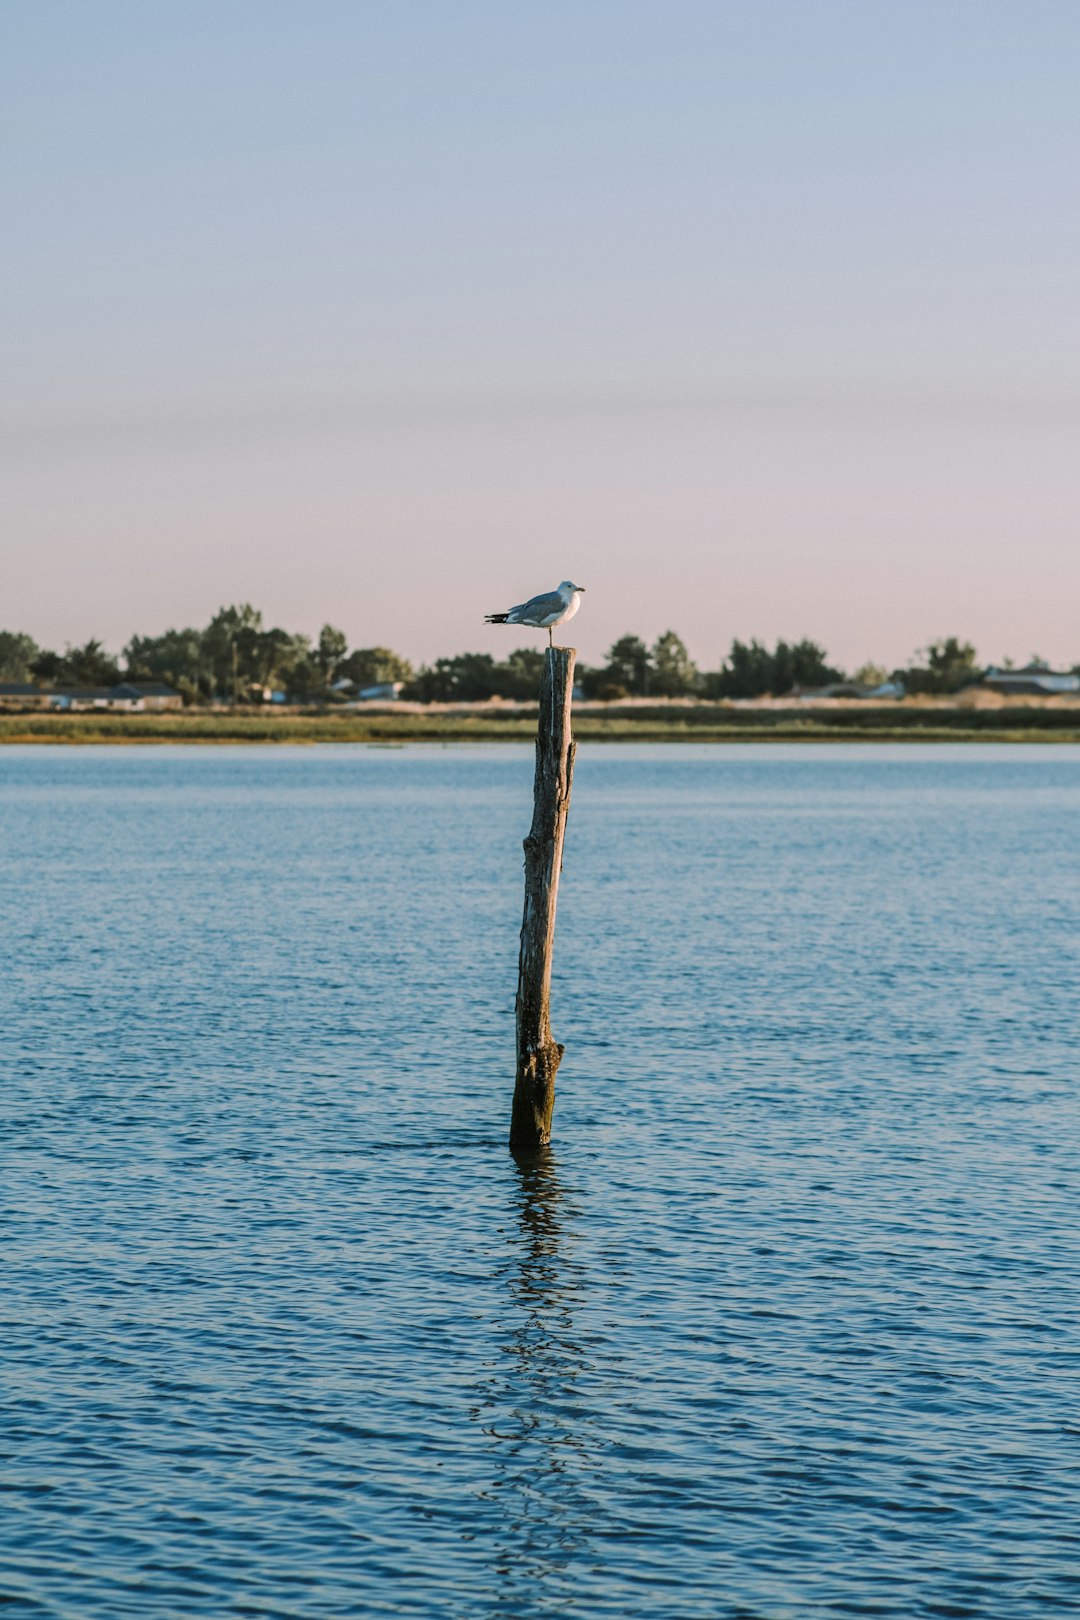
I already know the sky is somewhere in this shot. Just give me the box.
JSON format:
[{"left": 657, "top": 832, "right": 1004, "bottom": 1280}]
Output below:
[{"left": 2, "top": 0, "right": 1078, "bottom": 672}]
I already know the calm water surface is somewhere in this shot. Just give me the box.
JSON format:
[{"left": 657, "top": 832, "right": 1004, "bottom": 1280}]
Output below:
[{"left": 2, "top": 744, "right": 1079, "bottom": 1618}]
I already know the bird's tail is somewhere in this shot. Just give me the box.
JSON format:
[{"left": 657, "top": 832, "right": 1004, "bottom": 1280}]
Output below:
[{"left": 484, "top": 613, "right": 509, "bottom": 624}]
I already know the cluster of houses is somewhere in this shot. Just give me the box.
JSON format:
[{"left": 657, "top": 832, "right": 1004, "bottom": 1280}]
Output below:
[
  {"left": 2, "top": 665, "right": 1078, "bottom": 711},
  {"left": 982, "top": 665, "right": 1080, "bottom": 696},
  {"left": 0, "top": 681, "right": 185, "bottom": 712},
  {"left": 796, "top": 665, "right": 1080, "bottom": 702},
  {"left": 0, "top": 679, "right": 406, "bottom": 711}
]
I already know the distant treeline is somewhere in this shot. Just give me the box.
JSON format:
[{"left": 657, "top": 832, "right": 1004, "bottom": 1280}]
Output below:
[
  {"left": 0, "top": 610, "right": 412, "bottom": 704},
  {"left": 0, "top": 614, "right": 1060, "bottom": 705}
]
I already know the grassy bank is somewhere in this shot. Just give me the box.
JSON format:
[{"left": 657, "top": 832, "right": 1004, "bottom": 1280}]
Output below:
[{"left": 4, "top": 704, "right": 1080, "bottom": 745}]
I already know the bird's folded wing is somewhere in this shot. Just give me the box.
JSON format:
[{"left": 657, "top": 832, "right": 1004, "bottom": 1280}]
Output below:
[{"left": 517, "top": 591, "right": 564, "bottom": 618}]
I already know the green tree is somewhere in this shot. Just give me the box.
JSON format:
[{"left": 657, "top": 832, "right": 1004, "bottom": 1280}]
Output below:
[
  {"left": 897, "top": 637, "right": 979, "bottom": 695},
  {"left": 339, "top": 646, "right": 414, "bottom": 688},
  {"left": 316, "top": 624, "right": 348, "bottom": 684},
  {"left": 271, "top": 634, "right": 322, "bottom": 700},
  {"left": 780, "top": 638, "right": 843, "bottom": 692},
  {"left": 710, "top": 638, "right": 774, "bottom": 698},
  {"left": 495, "top": 647, "right": 546, "bottom": 700},
  {"left": 0, "top": 631, "right": 40, "bottom": 681},
  {"left": 706, "top": 637, "right": 841, "bottom": 698},
  {"left": 32, "top": 638, "right": 121, "bottom": 686},
  {"left": 406, "top": 653, "right": 496, "bottom": 702},
  {"left": 651, "top": 630, "right": 698, "bottom": 697},
  {"left": 124, "top": 628, "right": 207, "bottom": 699},
  {"left": 603, "top": 635, "right": 651, "bottom": 696},
  {"left": 244, "top": 626, "right": 296, "bottom": 691},
  {"left": 202, "top": 604, "right": 263, "bottom": 700}
]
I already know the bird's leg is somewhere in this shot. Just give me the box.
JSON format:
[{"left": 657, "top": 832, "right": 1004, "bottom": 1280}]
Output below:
[{"left": 548, "top": 626, "right": 553, "bottom": 648}]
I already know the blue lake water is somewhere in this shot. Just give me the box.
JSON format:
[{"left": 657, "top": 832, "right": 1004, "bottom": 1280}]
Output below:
[{"left": 2, "top": 743, "right": 1079, "bottom": 1618}]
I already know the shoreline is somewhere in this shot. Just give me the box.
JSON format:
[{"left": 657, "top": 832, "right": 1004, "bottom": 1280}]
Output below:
[{"left": 4, "top": 707, "right": 1080, "bottom": 746}]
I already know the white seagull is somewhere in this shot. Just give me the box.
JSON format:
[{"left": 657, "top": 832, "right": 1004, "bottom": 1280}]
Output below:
[{"left": 484, "top": 580, "right": 586, "bottom": 648}]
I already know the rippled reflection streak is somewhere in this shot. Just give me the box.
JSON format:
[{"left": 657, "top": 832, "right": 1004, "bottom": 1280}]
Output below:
[{"left": 473, "top": 1151, "right": 596, "bottom": 1610}]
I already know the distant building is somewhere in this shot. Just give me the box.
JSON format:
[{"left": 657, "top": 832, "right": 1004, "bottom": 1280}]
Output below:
[
  {"left": 124, "top": 682, "right": 183, "bottom": 710},
  {"left": 0, "top": 682, "right": 51, "bottom": 710},
  {"left": 356, "top": 682, "right": 404, "bottom": 702},
  {"left": 48, "top": 686, "right": 135, "bottom": 712},
  {"left": 981, "top": 665, "right": 1080, "bottom": 697},
  {"left": 330, "top": 678, "right": 404, "bottom": 702},
  {"left": 793, "top": 680, "right": 906, "bottom": 701},
  {"left": 48, "top": 682, "right": 183, "bottom": 712}
]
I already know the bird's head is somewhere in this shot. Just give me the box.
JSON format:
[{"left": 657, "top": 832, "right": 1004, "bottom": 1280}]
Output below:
[{"left": 559, "top": 580, "right": 586, "bottom": 595}]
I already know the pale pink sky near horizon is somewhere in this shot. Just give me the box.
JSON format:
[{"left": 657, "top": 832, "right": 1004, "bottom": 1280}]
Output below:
[{"left": 3, "top": 1, "right": 1079, "bottom": 673}]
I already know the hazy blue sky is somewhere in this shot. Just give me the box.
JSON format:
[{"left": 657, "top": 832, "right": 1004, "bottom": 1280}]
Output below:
[{"left": 3, "top": 1, "right": 1078, "bottom": 670}]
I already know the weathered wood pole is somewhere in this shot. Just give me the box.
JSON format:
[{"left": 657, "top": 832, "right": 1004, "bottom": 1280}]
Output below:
[{"left": 510, "top": 646, "right": 577, "bottom": 1153}]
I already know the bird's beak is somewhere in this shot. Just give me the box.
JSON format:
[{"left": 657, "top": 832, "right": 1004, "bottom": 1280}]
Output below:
[{"left": 578, "top": 586, "right": 586, "bottom": 592}]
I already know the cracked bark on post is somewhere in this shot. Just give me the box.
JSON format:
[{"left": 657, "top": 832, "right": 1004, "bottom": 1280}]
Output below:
[{"left": 510, "top": 646, "right": 577, "bottom": 1152}]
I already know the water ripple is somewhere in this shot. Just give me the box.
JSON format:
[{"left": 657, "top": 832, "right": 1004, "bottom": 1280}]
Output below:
[{"left": 2, "top": 744, "right": 1079, "bottom": 1617}]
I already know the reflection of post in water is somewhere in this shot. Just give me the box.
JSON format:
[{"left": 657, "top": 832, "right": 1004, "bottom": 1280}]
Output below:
[
  {"left": 502, "top": 1150, "right": 581, "bottom": 1426},
  {"left": 512, "top": 1148, "right": 566, "bottom": 1312},
  {"left": 476, "top": 1149, "right": 597, "bottom": 1603}
]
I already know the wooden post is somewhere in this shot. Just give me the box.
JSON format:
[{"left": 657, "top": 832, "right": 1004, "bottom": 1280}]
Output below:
[{"left": 510, "top": 646, "right": 577, "bottom": 1152}]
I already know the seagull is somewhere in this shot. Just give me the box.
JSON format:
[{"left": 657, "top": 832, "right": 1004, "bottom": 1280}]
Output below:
[{"left": 484, "top": 580, "right": 586, "bottom": 648}]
